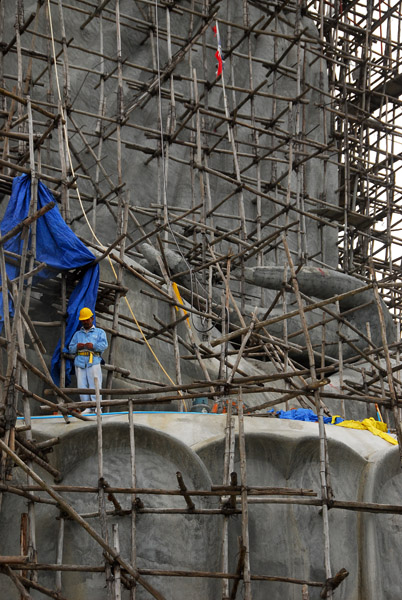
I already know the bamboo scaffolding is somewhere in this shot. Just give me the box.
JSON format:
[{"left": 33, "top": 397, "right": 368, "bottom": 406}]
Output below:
[
  {"left": 0, "top": 0, "right": 402, "bottom": 598},
  {"left": 282, "top": 236, "right": 333, "bottom": 588},
  {"left": 128, "top": 399, "right": 137, "bottom": 600}
]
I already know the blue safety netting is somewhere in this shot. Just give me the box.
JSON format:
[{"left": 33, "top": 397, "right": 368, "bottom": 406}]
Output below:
[{"left": 0, "top": 174, "right": 99, "bottom": 385}]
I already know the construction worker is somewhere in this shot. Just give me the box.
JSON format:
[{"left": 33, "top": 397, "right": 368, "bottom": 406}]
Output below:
[{"left": 68, "top": 307, "right": 108, "bottom": 414}]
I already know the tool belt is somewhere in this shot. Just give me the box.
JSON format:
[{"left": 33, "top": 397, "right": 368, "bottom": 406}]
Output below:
[{"left": 77, "top": 350, "right": 101, "bottom": 365}]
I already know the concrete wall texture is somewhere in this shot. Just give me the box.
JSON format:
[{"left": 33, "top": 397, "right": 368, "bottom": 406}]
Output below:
[{"left": 0, "top": 415, "right": 401, "bottom": 599}]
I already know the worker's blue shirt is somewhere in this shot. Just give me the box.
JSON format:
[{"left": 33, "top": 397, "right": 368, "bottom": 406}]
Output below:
[{"left": 68, "top": 325, "right": 108, "bottom": 368}]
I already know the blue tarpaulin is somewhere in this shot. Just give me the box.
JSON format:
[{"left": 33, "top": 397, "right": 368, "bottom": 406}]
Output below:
[
  {"left": 0, "top": 174, "right": 99, "bottom": 385},
  {"left": 270, "top": 408, "right": 343, "bottom": 424}
]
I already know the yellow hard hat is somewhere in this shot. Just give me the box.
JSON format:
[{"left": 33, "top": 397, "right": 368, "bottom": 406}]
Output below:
[{"left": 79, "top": 307, "right": 94, "bottom": 321}]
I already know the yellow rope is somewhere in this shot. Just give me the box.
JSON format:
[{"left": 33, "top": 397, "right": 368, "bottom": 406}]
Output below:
[{"left": 46, "top": 0, "right": 182, "bottom": 396}]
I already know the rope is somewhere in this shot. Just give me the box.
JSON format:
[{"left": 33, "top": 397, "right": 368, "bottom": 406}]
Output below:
[{"left": 46, "top": 0, "right": 183, "bottom": 398}]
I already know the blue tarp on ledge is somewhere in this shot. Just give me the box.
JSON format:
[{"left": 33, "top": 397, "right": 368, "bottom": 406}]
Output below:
[
  {"left": 270, "top": 408, "right": 343, "bottom": 424},
  {"left": 0, "top": 174, "right": 99, "bottom": 385}
]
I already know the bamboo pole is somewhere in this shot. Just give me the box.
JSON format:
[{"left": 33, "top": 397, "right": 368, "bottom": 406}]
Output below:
[
  {"left": 210, "top": 282, "right": 374, "bottom": 348},
  {"left": 19, "top": 512, "right": 28, "bottom": 589},
  {"left": 0, "top": 247, "right": 11, "bottom": 344},
  {"left": 103, "top": 196, "right": 128, "bottom": 411},
  {"left": 370, "top": 269, "right": 402, "bottom": 460},
  {"left": 1, "top": 564, "right": 32, "bottom": 600},
  {"left": 0, "top": 439, "right": 167, "bottom": 600},
  {"left": 0, "top": 202, "right": 55, "bottom": 247},
  {"left": 95, "top": 375, "right": 113, "bottom": 599},
  {"left": 128, "top": 399, "right": 137, "bottom": 600},
  {"left": 2, "top": 560, "right": 326, "bottom": 586},
  {"left": 112, "top": 524, "right": 122, "bottom": 600},
  {"left": 282, "top": 237, "right": 333, "bottom": 591},
  {"left": 55, "top": 515, "right": 64, "bottom": 594},
  {"left": 237, "top": 390, "right": 251, "bottom": 599}
]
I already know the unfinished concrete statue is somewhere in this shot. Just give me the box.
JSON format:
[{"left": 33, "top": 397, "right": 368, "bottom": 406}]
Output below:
[{"left": 0, "top": 0, "right": 401, "bottom": 599}]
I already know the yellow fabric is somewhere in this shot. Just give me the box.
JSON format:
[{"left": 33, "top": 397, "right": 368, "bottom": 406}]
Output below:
[
  {"left": 172, "top": 282, "right": 188, "bottom": 319},
  {"left": 335, "top": 417, "right": 398, "bottom": 445}
]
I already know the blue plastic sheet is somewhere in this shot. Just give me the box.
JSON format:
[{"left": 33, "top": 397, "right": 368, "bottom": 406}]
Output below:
[
  {"left": 0, "top": 174, "right": 99, "bottom": 385},
  {"left": 50, "top": 265, "right": 99, "bottom": 386},
  {"left": 271, "top": 408, "right": 343, "bottom": 424}
]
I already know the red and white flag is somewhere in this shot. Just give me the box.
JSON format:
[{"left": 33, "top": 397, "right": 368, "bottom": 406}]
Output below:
[{"left": 212, "top": 23, "right": 224, "bottom": 78}]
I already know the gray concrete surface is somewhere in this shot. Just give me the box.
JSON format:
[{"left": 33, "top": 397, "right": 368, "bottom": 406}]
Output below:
[{"left": 0, "top": 413, "right": 399, "bottom": 599}]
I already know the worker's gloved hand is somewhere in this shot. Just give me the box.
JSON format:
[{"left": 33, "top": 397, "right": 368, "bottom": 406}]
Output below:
[
  {"left": 77, "top": 343, "right": 85, "bottom": 350},
  {"left": 85, "top": 343, "right": 94, "bottom": 350}
]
